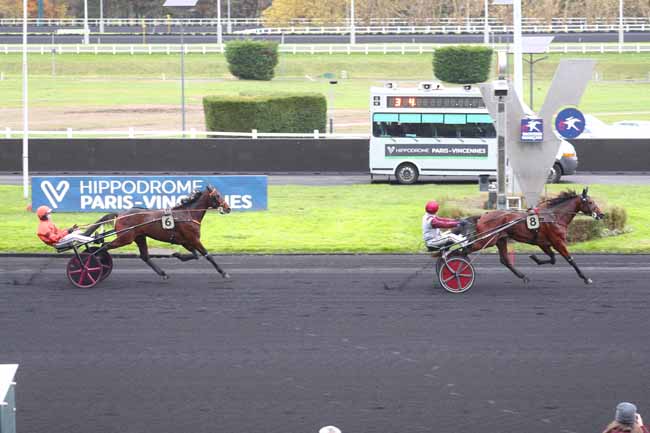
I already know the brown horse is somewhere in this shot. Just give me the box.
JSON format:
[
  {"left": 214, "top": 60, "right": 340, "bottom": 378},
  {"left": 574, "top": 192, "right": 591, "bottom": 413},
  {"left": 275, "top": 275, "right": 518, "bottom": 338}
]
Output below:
[
  {"left": 463, "top": 187, "right": 604, "bottom": 284},
  {"left": 85, "top": 185, "right": 231, "bottom": 280}
]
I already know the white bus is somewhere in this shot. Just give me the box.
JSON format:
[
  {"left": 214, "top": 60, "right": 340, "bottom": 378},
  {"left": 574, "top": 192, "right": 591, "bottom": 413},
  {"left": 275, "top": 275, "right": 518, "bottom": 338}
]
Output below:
[
  {"left": 369, "top": 81, "right": 578, "bottom": 184},
  {"left": 369, "top": 82, "right": 497, "bottom": 184}
]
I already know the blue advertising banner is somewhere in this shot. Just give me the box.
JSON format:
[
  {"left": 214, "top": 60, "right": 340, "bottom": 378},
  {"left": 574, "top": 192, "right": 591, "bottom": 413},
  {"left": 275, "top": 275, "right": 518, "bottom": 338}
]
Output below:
[{"left": 32, "top": 175, "right": 267, "bottom": 212}]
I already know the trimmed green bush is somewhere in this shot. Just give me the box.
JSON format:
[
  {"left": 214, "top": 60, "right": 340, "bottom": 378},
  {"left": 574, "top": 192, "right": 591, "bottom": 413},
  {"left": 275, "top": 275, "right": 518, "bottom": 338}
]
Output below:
[
  {"left": 433, "top": 46, "right": 493, "bottom": 84},
  {"left": 203, "top": 93, "right": 327, "bottom": 133},
  {"left": 225, "top": 40, "right": 279, "bottom": 81},
  {"left": 567, "top": 205, "right": 628, "bottom": 243}
]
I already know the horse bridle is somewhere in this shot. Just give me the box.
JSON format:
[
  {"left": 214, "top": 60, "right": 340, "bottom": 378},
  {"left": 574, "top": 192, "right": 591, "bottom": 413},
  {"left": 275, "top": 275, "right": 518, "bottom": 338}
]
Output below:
[{"left": 208, "top": 188, "right": 227, "bottom": 214}]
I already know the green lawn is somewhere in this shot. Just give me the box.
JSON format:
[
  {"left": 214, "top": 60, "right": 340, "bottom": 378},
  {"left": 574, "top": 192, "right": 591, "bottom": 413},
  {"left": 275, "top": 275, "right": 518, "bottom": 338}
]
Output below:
[
  {"left": 0, "top": 52, "right": 649, "bottom": 122},
  {"left": 3, "top": 183, "right": 649, "bottom": 254}
]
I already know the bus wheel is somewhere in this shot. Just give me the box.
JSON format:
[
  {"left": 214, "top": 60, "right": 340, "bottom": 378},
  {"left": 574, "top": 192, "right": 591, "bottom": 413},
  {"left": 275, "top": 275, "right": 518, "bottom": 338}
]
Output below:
[{"left": 395, "top": 163, "right": 419, "bottom": 185}]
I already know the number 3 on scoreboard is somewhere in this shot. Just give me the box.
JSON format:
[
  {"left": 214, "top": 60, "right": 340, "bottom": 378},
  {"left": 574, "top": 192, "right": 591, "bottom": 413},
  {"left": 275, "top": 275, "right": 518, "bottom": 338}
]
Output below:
[{"left": 526, "top": 214, "right": 540, "bottom": 230}]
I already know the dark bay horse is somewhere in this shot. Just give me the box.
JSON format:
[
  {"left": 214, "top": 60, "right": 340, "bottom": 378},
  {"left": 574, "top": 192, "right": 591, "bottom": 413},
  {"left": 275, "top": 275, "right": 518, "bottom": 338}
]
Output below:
[
  {"left": 85, "top": 185, "right": 231, "bottom": 280},
  {"left": 464, "top": 188, "right": 604, "bottom": 284}
]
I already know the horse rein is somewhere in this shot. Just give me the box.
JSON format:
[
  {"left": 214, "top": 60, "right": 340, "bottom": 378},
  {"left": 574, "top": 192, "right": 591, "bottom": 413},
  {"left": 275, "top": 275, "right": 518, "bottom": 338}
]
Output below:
[{"left": 75, "top": 206, "right": 227, "bottom": 231}]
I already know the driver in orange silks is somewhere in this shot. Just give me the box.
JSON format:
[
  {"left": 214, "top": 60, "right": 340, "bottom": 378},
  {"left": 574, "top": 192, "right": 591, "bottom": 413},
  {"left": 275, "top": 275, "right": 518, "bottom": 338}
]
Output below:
[{"left": 36, "top": 205, "right": 94, "bottom": 247}]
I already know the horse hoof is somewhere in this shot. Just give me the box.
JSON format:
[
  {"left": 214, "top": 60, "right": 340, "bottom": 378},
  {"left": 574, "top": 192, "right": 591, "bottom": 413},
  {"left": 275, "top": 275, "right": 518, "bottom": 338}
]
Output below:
[
  {"left": 222, "top": 272, "right": 231, "bottom": 279},
  {"left": 585, "top": 278, "right": 593, "bottom": 285}
]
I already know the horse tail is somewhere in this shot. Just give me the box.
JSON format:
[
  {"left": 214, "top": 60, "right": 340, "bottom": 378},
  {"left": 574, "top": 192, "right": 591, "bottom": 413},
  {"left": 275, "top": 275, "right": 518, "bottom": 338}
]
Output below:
[{"left": 82, "top": 213, "right": 118, "bottom": 237}]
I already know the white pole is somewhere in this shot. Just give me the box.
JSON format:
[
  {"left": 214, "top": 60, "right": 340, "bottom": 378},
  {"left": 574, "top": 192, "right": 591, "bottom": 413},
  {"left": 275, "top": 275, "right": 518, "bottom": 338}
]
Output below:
[
  {"left": 99, "top": 0, "right": 104, "bottom": 34},
  {"left": 181, "top": 23, "right": 186, "bottom": 134},
  {"left": 483, "top": 0, "right": 489, "bottom": 45},
  {"left": 83, "top": 0, "right": 90, "bottom": 44},
  {"left": 22, "top": 0, "right": 29, "bottom": 199},
  {"left": 618, "top": 0, "right": 624, "bottom": 50},
  {"left": 350, "top": 0, "right": 356, "bottom": 45},
  {"left": 227, "top": 0, "right": 232, "bottom": 34},
  {"left": 512, "top": 0, "right": 523, "bottom": 98},
  {"left": 217, "top": 0, "right": 223, "bottom": 45}
]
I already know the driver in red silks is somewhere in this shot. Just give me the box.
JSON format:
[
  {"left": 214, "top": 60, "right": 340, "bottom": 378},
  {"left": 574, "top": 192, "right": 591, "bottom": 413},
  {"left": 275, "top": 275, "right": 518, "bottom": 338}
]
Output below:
[
  {"left": 36, "top": 205, "right": 92, "bottom": 246},
  {"left": 422, "top": 200, "right": 467, "bottom": 251}
]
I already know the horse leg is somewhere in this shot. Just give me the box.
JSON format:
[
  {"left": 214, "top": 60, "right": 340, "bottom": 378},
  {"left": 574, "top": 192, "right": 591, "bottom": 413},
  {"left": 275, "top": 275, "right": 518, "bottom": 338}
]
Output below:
[
  {"left": 551, "top": 239, "right": 592, "bottom": 285},
  {"left": 172, "top": 246, "right": 199, "bottom": 262},
  {"left": 530, "top": 245, "right": 556, "bottom": 266},
  {"left": 135, "top": 236, "right": 169, "bottom": 280},
  {"left": 497, "top": 238, "right": 530, "bottom": 284},
  {"left": 191, "top": 241, "right": 230, "bottom": 279}
]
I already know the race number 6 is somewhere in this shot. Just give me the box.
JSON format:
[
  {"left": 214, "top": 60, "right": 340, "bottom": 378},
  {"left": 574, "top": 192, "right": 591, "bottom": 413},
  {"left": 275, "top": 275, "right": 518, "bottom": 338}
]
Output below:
[
  {"left": 161, "top": 214, "right": 175, "bottom": 230},
  {"left": 526, "top": 214, "right": 540, "bottom": 230}
]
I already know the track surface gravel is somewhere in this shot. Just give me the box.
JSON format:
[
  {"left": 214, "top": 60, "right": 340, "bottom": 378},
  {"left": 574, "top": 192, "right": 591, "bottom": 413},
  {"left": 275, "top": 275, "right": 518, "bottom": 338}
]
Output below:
[{"left": 1, "top": 254, "right": 649, "bottom": 433}]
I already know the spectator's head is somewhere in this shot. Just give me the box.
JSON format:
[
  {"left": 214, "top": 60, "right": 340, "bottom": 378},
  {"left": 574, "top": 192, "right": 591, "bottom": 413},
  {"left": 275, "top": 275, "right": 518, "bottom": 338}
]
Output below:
[
  {"left": 616, "top": 402, "right": 638, "bottom": 426},
  {"left": 603, "top": 402, "right": 644, "bottom": 433}
]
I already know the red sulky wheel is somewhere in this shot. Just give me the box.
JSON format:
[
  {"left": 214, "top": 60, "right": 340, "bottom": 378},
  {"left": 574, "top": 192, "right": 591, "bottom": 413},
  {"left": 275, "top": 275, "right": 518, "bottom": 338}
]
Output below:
[
  {"left": 438, "top": 256, "right": 475, "bottom": 294},
  {"left": 86, "top": 247, "right": 113, "bottom": 281},
  {"left": 66, "top": 252, "right": 104, "bottom": 288}
]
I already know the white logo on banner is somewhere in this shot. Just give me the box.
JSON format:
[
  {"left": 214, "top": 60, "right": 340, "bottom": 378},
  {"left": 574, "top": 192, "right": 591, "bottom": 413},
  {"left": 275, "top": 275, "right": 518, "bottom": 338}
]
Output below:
[
  {"left": 41, "top": 180, "right": 70, "bottom": 209},
  {"left": 387, "top": 146, "right": 396, "bottom": 154}
]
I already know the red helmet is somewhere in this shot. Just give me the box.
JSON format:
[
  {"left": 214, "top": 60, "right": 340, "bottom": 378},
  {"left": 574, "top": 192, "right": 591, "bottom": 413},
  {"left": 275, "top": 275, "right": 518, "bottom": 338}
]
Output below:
[
  {"left": 36, "top": 205, "right": 52, "bottom": 219},
  {"left": 425, "top": 200, "right": 439, "bottom": 214}
]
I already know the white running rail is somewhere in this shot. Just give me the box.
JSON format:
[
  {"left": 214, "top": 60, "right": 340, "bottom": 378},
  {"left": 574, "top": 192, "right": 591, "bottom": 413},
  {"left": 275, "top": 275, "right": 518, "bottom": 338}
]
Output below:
[
  {"left": 0, "top": 364, "right": 18, "bottom": 433},
  {"left": 2, "top": 128, "right": 370, "bottom": 140},
  {"left": 0, "top": 16, "right": 649, "bottom": 31},
  {"left": 0, "top": 42, "right": 649, "bottom": 55}
]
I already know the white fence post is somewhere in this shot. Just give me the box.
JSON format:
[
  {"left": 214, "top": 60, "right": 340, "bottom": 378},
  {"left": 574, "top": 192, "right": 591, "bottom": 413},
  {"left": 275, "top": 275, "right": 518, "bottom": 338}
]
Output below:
[
  {"left": 190, "top": 128, "right": 197, "bottom": 138},
  {"left": 313, "top": 129, "right": 319, "bottom": 139},
  {"left": 4, "top": 127, "right": 11, "bottom": 138},
  {"left": 66, "top": 128, "right": 73, "bottom": 138},
  {"left": 128, "top": 127, "right": 135, "bottom": 138},
  {"left": 252, "top": 129, "right": 258, "bottom": 139}
]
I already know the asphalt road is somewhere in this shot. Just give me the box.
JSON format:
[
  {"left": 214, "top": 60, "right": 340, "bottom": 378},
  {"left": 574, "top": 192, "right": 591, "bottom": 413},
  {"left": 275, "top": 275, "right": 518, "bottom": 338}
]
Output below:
[
  {"left": 1, "top": 173, "right": 649, "bottom": 186},
  {"left": 1, "top": 31, "right": 649, "bottom": 45},
  {"left": 1, "top": 254, "right": 649, "bottom": 433}
]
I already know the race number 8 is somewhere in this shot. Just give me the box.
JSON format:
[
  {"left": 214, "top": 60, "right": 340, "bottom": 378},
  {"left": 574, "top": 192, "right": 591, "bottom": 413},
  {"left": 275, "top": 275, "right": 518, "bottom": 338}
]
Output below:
[
  {"left": 162, "top": 215, "right": 175, "bottom": 230},
  {"left": 526, "top": 214, "right": 540, "bottom": 230}
]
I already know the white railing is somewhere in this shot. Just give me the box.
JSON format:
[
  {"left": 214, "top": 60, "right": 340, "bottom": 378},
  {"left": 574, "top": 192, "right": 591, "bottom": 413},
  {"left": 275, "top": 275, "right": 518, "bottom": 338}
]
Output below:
[
  {"left": 2, "top": 128, "right": 370, "bottom": 140},
  {"left": 237, "top": 22, "right": 649, "bottom": 35},
  {"left": 0, "top": 365, "right": 18, "bottom": 433},
  {"left": 1, "top": 16, "right": 649, "bottom": 29},
  {"left": 1, "top": 42, "right": 649, "bottom": 55}
]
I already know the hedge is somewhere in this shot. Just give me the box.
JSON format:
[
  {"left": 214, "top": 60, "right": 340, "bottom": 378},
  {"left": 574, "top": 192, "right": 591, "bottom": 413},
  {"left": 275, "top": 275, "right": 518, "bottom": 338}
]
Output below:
[
  {"left": 433, "top": 46, "right": 493, "bottom": 84},
  {"left": 567, "top": 205, "right": 628, "bottom": 243},
  {"left": 224, "top": 40, "right": 279, "bottom": 81},
  {"left": 203, "top": 93, "right": 327, "bottom": 133}
]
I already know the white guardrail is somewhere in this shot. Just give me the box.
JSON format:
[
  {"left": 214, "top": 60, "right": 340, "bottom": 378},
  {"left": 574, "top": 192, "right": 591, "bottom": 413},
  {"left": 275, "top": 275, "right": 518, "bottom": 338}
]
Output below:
[
  {"left": 1, "top": 16, "right": 649, "bottom": 29},
  {"left": 239, "top": 23, "right": 650, "bottom": 35},
  {"left": 2, "top": 128, "right": 370, "bottom": 140},
  {"left": 0, "top": 365, "right": 18, "bottom": 433},
  {"left": 1, "top": 42, "right": 649, "bottom": 55}
]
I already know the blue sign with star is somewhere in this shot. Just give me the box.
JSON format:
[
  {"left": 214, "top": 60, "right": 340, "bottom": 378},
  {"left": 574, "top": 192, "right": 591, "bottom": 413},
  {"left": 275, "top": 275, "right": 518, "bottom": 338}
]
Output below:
[{"left": 555, "top": 107, "right": 586, "bottom": 139}]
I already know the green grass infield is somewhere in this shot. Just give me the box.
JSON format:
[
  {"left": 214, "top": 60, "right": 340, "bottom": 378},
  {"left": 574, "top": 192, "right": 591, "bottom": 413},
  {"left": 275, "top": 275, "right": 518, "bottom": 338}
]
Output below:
[{"left": 2, "top": 183, "right": 649, "bottom": 254}]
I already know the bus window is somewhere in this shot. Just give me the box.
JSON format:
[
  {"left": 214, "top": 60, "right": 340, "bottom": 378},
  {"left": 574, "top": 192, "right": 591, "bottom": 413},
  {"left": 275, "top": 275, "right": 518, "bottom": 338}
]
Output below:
[
  {"left": 434, "top": 124, "right": 459, "bottom": 138},
  {"left": 463, "top": 114, "right": 496, "bottom": 138}
]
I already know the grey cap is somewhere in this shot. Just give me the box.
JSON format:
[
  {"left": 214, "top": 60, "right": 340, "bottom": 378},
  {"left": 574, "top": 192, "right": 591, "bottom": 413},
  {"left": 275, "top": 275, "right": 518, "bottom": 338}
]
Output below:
[{"left": 616, "top": 402, "right": 637, "bottom": 425}]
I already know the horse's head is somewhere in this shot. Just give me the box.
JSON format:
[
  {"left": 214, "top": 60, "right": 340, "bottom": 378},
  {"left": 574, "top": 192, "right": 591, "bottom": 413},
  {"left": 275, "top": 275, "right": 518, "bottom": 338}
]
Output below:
[
  {"left": 578, "top": 187, "right": 604, "bottom": 220},
  {"left": 206, "top": 185, "right": 231, "bottom": 214}
]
